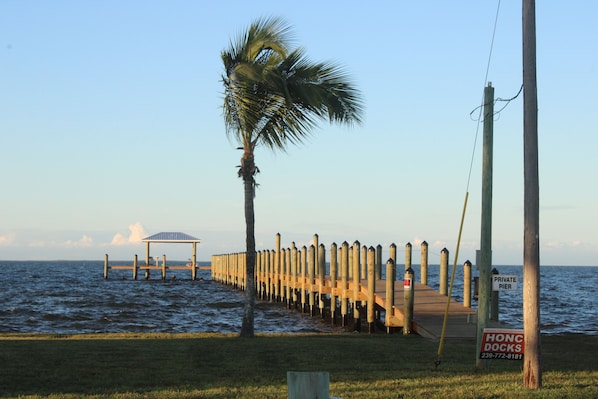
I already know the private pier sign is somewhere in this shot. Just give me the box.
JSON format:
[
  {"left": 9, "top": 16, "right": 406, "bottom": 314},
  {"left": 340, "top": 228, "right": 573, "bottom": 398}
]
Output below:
[{"left": 492, "top": 274, "right": 518, "bottom": 291}]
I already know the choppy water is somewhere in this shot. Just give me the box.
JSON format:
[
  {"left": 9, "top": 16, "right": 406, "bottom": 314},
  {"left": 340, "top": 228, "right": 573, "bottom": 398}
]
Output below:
[
  {"left": 0, "top": 261, "right": 596, "bottom": 335},
  {"left": 0, "top": 261, "right": 338, "bottom": 334},
  {"left": 421, "top": 264, "right": 598, "bottom": 335}
]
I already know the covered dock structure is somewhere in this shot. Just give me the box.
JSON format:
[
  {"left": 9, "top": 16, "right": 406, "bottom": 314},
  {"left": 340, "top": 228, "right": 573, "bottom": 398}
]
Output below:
[{"left": 103, "top": 231, "right": 202, "bottom": 280}]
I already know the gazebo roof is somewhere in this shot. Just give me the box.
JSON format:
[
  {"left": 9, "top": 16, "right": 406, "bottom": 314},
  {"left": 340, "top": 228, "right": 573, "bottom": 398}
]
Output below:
[{"left": 142, "top": 232, "right": 201, "bottom": 243}]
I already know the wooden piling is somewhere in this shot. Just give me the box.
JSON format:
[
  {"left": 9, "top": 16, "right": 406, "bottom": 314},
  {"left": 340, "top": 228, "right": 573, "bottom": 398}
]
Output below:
[
  {"left": 367, "top": 246, "right": 376, "bottom": 333},
  {"left": 263, "top": 250, "right": 268, "bottom": 298},
  {"left": 340, "top": 241, "right": 349, "bottom": 327},
  {"left": 313, "top": 234, "right": 319, "bottom": 275},
  {"left": 281, "top": 248, "right": 287, "bottom": 304},
  {"left": 274, "top": 233, "right": 281, "bottom": 301},
  {"left": 405, "top": 242, "right": 412, "bottom": 271},
  {"left": 133, "top": 254, "right": 138, "bottom": 280},
  {"left": 352, "top": 241, "right": 361, "bottom": 332},
  {"left": 330, "top": 242, "right": 338, "bottom": 323},
  {"left": 191, "top": 253, "right": 197, "bottom": 281},
  {"left": 318, "top": 243, "right": 326, "bottom": 317},
  {"left": 264, "top": 249, "right": 274, "bottom": 300},
  {"left": 291, "top": 243, "right": 298, "bottom": 308},
  {"left": 241, "top": 252, "right": 247, "bottom": 290},
  {"left": 389, "top": 243, "right": 397, "bottom": 266},
  {"left": 301, "top": 246, "right": 307, "bottom": 313},
  {"left": 161, "top": 255, "right": 166, "bottom": 280},
  {"left": 103, "top": 254, "right": 109, "bottom": 279},
  {"left": 256, "top": 251, "right": 263, "bottom": 299},
  {"left": 440, "top": 248, "right": 449, "bottom": 296},
  {"left": 271, "top": 249, "right": 277, "bottom": 299},
  {"left": 420, "top": 241, "right": 428, "bottom": 285},
  {"left": 491, "top": 267, "right": 499, "bottom": 321},
  {"left": 145, "top": 243, "right": 150, "bottom": 280},
  {"left": 265, "top": 250, "right": 272, "bottom": 300},
  {"left": 385, "top": 258, "right": 395, "bottom": 334},
  {"left": 403, "top": 266, "right": 415, "bottom": 334},
  {"left": 361, "top": 244, "right": 367, "bottom": 280},
  {"left": 308, "top": 245, "right": 316, "bottom": 316},
  {"left": 375, "top": 244, "right": 382, "bottom": 280},
  {"left": 227, "top": 253, "right": 233, "bottom": 286},
  {"left": 464, "top": 260, "right": 472, "bottom": 307},
  {"left": 233, "top": 252, "right": 238, "bottom": 287},
  {"left": 262, "top": 250, "right": 268, "bottom": 299},
  {"left": 286, "top": 248, "right": 292, "bottom": 306}
]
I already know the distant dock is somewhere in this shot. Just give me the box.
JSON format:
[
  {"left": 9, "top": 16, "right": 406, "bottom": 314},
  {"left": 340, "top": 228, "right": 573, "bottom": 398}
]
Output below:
[
  {"left": 103, "top": 231, "right": 205, "bottom": 280},
  {"left": 103, "top": 254, "right": 205, "bottom": 280}
]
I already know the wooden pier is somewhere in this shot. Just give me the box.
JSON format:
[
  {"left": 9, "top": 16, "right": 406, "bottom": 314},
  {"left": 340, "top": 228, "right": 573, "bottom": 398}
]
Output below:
[{"left": 211, "top": 235, "right": 496, "bottom": 340}]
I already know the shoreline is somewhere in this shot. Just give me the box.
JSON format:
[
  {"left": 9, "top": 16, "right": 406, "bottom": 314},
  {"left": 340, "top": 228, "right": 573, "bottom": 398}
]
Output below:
[{"left": 1, "top": 330, "right": 596, "bottom": 340}]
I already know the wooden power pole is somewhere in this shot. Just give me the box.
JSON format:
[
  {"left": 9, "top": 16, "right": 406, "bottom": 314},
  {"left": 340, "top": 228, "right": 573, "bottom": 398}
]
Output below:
[
  {"left": 522, "top": 0, "right": 542, "bottom": 388},
  {"left": 476, "top": 83, "right": 494, "bottom": 368}
]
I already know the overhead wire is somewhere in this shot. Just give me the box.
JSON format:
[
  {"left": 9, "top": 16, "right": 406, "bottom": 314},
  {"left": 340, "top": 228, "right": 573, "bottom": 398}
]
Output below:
[
  {"left": 435, "top": 0, "right": 502, "bottom": 368},
  {"left": 469, "top": 83, "right": 524, "bottom": 121}
]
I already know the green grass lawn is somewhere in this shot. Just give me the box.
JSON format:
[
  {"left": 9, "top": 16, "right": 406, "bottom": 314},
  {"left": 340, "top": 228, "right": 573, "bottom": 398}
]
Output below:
[{"left": 0, "top": 332, "right": 596, "bottom": 398}]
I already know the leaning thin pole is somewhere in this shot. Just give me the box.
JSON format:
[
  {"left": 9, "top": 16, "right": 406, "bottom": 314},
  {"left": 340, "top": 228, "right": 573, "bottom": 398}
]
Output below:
[{"left": 522, "top": 0, "right": 542, "bottom": 389}]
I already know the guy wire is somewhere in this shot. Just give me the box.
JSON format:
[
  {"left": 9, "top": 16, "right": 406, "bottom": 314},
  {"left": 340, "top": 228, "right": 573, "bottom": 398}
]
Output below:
[
  {"left": 466, "top": 0, "right": 501, "bottom": 193},
  {"left": 436, "top": 0, "right": 502, "bottom": 367}
]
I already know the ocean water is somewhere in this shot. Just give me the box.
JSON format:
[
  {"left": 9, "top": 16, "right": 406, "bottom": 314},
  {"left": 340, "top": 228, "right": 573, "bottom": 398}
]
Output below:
[
  {"left": 420, "top": 264, "right": 598, "bottom": 335},
  {"left": 0, "top": 261, "right": 338, "bottom": 335},
  {"left": 0, "top": 261, "right": 596, "bottom": 335}
]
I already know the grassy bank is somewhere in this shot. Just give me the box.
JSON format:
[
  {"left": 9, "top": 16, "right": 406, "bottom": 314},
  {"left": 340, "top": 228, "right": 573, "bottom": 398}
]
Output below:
[{"left": 0, "top": 332, "right": 596, "bottom": 398}]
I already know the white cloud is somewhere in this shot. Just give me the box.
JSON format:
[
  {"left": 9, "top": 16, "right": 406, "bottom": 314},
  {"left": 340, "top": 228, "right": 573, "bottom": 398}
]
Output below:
[
  {"left": 0, "top": 233, "right": 16, "bottom": 246},
  {"left": 64, "top": 235, "right": 94, "bottom": 248},
  {"left": 111, "top": 222, "right": 147, "bottom": 246}
]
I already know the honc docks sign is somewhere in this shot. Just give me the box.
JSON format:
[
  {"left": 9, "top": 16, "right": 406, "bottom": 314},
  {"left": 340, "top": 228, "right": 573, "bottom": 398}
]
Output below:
[{"left": 479, "top": 328, "right": 524, "bottom": 360}]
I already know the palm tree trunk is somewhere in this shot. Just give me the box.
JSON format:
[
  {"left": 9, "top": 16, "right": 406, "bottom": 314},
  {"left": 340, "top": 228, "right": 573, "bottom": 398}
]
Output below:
[{"left": 240, "top": 151, "right": 256, "bottom": 337}]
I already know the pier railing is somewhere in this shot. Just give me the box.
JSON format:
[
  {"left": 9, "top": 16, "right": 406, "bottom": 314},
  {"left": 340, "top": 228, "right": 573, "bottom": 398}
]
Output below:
[{"left": 211, "top": 233, "right": 474, "bottom": 333}]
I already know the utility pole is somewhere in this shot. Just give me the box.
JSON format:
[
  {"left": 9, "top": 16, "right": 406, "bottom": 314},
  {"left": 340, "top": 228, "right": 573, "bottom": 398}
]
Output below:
[
  {"left": 476, "top": 83, "right": 494, "bottom": 368},
  {"left": 522, "top": 0, "right": 542, "bottom": 389}
]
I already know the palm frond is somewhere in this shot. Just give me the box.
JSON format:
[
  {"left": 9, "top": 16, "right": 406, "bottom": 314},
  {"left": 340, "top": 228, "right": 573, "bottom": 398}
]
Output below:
[{"left": 222, "top": 17, "right": 364, "bottom": 153}]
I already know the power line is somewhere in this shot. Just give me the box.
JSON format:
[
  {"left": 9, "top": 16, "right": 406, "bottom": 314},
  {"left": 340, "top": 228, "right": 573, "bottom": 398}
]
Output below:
[
  {"left": 469, "top": 83, "right": 523, "bottom": 121},
  {"left": 465, "top": 0, "right": 502, "bottom": 193}
]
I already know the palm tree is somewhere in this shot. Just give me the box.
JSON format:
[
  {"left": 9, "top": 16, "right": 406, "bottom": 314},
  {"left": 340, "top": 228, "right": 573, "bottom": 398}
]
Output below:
[{"left": 221, "top": 16, "right": 364, "bottom": 337}]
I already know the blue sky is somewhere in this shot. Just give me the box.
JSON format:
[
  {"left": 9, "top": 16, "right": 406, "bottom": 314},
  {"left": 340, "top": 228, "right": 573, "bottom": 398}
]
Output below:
[{"left": 1, "top": 1, "right": 596, "bottom": 265}]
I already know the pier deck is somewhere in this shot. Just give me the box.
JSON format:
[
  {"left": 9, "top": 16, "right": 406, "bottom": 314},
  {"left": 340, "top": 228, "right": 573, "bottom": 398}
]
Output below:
[
  {"left": 348, "top": 279, "right": 481, "bottom": 339},
  {"left": 211, "top": 252, "right": 498, "bottom": 340}
]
